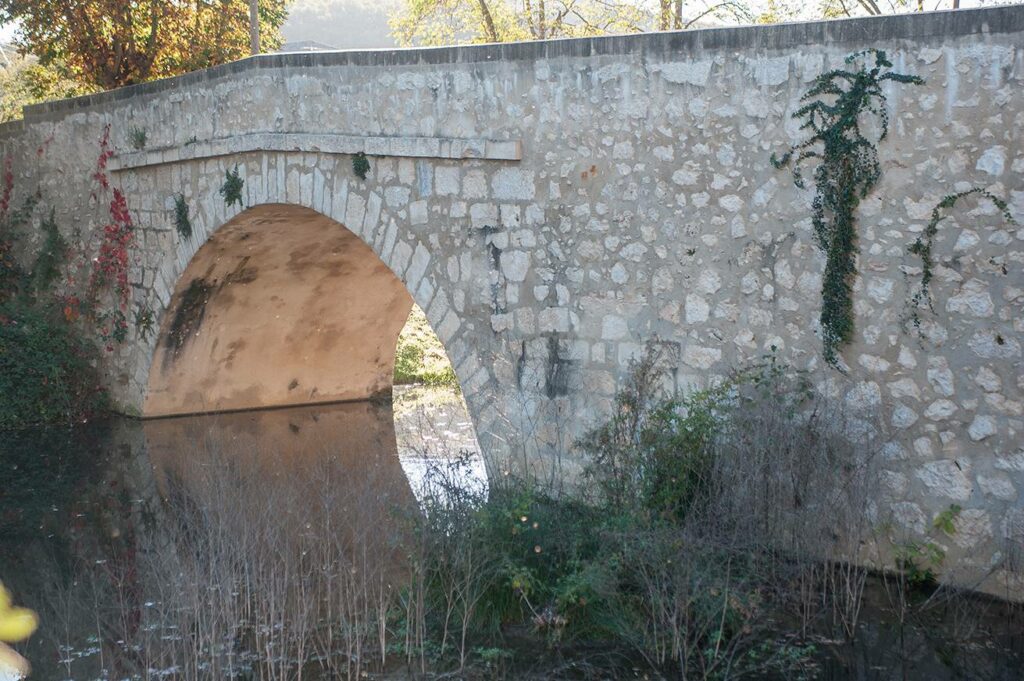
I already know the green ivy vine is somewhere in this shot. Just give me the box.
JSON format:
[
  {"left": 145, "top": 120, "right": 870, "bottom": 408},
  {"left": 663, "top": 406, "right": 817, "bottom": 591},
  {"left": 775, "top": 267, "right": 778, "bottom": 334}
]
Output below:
[
  {"left": 352, "top": 151, "right": 370, "bottom": 180},
  {"left": 772, "top": 49, "right": 923, "bottom": 367},
  {"left": 219, "top": 165, "right": 245, "bottom": 209},
  {"left": 907, "top": 188, "right": 1016, "bottom": 332},
  {"left": 173, "top": 193, "right": 193, "bottom": 240},
  {"left": 30, "top": 209, "right": 67, "bottom": 294}
]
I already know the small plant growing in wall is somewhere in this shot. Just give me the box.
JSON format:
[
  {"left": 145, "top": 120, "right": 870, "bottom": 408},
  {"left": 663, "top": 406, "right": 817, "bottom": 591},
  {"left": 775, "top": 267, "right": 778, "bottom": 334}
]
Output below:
[
  {"left": 772, "top": 49, "right": 923, "bottom": 367},
  {"left": 173, "top": 193, "right": 193, "bottom": 240},
  {"left": 352, "top": 151, "right": 370, "bottom": 180},
  {"left": 128, "top": 127, "right": 148, "bottom": 150},
  {"left": 219, "top": 165, "right": 244, "bottom": 209},
  {"left": 134, "top": 305, "right": 156, "bottom": 341},
  {"left": 906, "top": 188, "right": 1016, "bottom": 332},
  {"left": 892, "top": 504, "right": 961, "bottom": 590}
]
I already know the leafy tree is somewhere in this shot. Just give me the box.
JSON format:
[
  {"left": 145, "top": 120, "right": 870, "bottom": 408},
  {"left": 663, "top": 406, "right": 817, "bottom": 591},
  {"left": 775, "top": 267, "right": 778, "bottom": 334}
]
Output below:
[
  {"left": 0, "top": 0, "right": 293, "bottom": 91},
  {"left": 656, "top": 0, "right": 750, "bottom": 30},
  {"left": 0, "top": 53, "right": 92, "bottom": 122},
  {"left": 818, "top": 0, "right": 964, "bottom": 18},
  {"left": 389, "top": 0, "right": 750, "bottom": 46}
]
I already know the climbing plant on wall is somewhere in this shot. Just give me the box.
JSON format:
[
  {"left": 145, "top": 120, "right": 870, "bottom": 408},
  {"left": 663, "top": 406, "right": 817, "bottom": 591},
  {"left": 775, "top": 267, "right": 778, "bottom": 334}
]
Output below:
[
  {"left": 907, "top": 188, "right": 1016, "bottom": 332},
  {"left": 0, "top": 152, "right": 108, "bottom": 427},
  {"left": 220, "top": 165, "right": 244, "bottom": 209},
  {"left": 352, "top": 152, "right": 370, "bottom": 181},
  {"left": 86, "top": 124, "right": 140, "bottom": 345},
  {"left": 772, "top": 49, "right": 923, "bottom": 367},
  {"left": 173, "top": 193, "right": 192, "bottom": 240}
]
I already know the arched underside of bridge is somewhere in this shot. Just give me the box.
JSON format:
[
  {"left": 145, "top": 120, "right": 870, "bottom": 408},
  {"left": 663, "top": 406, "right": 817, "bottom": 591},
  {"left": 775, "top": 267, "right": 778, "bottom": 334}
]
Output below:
[{"left": 144, "top": 204, "right": 415, "bottom": 417}]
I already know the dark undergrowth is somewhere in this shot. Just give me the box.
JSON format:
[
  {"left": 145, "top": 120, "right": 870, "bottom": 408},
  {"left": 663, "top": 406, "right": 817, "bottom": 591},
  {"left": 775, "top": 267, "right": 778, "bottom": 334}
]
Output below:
[
  {"left": 398, "top": 350, "right": 1021, "bottom": 680},
  {"left": 0, "top": 200, "right": 106, "bottom": 430}
]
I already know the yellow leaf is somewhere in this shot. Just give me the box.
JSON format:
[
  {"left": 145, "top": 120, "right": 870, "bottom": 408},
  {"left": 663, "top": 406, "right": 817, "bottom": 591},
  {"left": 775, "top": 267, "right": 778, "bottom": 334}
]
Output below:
[{"left": 0, "top": 608, "right": 38, "bottom": 643}]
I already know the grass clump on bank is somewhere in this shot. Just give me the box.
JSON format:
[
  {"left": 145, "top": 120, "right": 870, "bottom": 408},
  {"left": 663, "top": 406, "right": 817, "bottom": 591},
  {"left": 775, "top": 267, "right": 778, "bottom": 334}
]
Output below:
[{"left": 394, "top": 303, "right": 458, "bottom": 388}]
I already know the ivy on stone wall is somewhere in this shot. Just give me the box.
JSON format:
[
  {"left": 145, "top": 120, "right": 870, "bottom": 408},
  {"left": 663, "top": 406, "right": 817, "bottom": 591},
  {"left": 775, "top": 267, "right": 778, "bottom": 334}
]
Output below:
[
  {"left": 352, "top": 152, "right": 370, "bottom": 181},
  {"left": 30, "top": 209, "right": 67, "bottom": 294},
  {"left": 0, "top": 154, "right": 107, "bottom": 427},
  {"left": 174, "top": 193, "right": 192, "bottom": 240},
  {"left": 220, "top": 165, "right": 244, "bottom": 209},
  {"left": 772, "top": 49, "right": 923, "bottom": 367},
  {"left": 907, "top": 188, "right": 1016, "bottom": 332}
]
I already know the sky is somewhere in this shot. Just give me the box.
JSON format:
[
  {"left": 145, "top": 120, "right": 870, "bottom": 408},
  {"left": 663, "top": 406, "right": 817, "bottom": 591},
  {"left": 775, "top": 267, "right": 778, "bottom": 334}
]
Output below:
[{"left": 282, "top": 0, "right": 399, "bottom": 48}]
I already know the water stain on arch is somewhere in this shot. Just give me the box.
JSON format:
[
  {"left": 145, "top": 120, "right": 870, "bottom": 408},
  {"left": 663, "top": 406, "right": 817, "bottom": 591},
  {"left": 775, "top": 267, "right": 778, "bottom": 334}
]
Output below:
[{"left": 145, "top": 204, "right": 414, "bottom": 417}]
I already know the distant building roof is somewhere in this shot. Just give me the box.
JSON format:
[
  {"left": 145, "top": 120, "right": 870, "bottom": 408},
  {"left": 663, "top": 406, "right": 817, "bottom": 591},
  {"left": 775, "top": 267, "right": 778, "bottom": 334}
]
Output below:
[{"left": 276, "top": 40, "right": 337, "bottom": 53}]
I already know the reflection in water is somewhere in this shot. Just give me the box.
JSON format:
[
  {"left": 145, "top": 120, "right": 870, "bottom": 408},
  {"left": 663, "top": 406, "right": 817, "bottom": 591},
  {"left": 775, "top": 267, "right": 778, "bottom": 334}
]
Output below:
[
  {"left": 394, "top": 386, "right": 488, "bottom": 503},
  {"left": 0, "top": 388, "right": 485, "bottom": 680}
]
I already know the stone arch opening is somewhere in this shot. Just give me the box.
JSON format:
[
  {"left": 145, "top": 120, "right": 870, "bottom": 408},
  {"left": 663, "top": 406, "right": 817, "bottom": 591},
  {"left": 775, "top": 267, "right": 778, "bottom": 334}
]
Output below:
[{"left": 144, "top": 203, "right": 419, "bottom": 417}]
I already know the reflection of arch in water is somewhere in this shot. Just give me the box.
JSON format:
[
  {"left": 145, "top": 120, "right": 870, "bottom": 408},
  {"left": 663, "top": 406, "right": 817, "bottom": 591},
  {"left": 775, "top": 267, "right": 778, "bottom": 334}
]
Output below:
[
  {"left": 145, "top": 204, "right": 422, "bottom": 417},
  {"left": 144, "top": 401, "right": 418, "bottom": 558}
]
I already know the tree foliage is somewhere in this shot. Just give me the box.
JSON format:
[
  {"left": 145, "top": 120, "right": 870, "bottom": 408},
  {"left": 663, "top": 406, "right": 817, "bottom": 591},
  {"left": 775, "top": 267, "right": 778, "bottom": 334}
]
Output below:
[
  {"left": 0, "top": 0, "right": 293, "bottom": 91},
  {"left": 0, "top": 53, "right": 91, "bottom": 122},
  {"left": 389, "top": 0, "right": 750, "bottom": 46},
  {"left": 818, "top": 0, "right": 964, "bottom": 19}
]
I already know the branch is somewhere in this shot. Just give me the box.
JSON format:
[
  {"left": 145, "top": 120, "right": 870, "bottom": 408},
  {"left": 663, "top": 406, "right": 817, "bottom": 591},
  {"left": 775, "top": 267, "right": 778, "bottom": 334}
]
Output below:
[
  {"left": 682, "top": 2, "right": 750, "bottom": 29},
  {"left": 475, "top": 0, "right": 499, "bottom": 42}
]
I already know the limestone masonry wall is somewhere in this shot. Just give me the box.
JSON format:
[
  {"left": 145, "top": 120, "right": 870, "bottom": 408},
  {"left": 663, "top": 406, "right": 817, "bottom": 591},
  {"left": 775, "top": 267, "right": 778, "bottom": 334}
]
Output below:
[{"left": 1, "top": 6, "right": 1022, "bottom": 596}]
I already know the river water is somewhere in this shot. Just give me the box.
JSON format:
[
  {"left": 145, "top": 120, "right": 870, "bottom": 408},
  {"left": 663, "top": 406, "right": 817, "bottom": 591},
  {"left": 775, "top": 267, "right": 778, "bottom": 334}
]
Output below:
[
  {"left": 0, "top": 387, "right": 1021, "bottom": 680},
  {"left": 0, "top": 387, "right": 485, "bottom": 680}
]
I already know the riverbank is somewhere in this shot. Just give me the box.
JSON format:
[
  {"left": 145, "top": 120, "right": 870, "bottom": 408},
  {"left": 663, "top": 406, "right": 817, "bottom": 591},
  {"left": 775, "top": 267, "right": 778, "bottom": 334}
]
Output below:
[{"left": 1, "top": 358, "right": 1021, "bottom": 679}]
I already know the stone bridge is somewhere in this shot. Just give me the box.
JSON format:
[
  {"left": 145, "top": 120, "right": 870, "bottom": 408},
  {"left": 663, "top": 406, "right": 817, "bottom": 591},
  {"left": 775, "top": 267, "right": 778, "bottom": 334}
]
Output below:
[{"left": 1, "top": 7, "right": 1022, "bottom": 594}]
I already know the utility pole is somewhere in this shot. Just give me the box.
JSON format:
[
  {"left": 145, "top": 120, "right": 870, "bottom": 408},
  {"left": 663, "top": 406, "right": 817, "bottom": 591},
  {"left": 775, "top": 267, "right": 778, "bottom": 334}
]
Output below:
[{"left": 249, "top": 0, "right": 261, "bottom": 55}]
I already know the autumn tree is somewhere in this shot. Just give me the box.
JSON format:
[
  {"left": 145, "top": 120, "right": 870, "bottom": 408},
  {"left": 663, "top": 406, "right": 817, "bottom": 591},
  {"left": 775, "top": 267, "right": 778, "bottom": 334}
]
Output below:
[
  {"left": 391, "top": 0, "right": 644, "bottom": 45},
  {"left": 817, "top": 0, "right": 966, "bottom": 17},
  {"left": 0, "top": 0, "right": 293, "bottom": 91},
  {"left": 0, "top": 54, "right": 91, "bottom": 122},
  {"left": 389, "top": 0, "right": 756, "bottom": 46}
]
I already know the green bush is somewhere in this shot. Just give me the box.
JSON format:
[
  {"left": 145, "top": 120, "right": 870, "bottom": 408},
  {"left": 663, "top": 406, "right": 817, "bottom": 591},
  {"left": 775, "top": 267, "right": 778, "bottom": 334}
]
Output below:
[
  {"left": 403, "top": 351, "right": 827, "bottom": 678},
  {"left": 0, "top": 189, "right": 107, "bottom": 429},
  {"left": 0, "top": 298, "right": 106, "bottom": 429}
]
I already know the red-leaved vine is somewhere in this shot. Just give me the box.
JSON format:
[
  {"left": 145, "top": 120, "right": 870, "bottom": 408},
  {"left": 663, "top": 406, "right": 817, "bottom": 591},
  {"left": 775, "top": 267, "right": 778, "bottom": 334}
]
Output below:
[
  {"left": 87, "top": 124, "right": 140, "bottom": 347},
  {"left": 92, "top": 125, "right": 114, "bottom": 194}
]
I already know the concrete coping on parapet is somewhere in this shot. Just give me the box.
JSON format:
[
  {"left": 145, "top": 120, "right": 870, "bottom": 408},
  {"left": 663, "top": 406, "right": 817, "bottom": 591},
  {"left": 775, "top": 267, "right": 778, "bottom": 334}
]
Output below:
[
  {"left": 7, "top": 4, "right": 1024, "bottom": 127},
  {"left": 109, "top": 133, "right": 523, "bottom": 171}
]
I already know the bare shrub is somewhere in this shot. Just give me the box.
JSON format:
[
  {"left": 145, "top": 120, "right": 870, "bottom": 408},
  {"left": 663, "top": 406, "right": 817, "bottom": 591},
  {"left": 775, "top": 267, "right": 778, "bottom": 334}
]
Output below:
[{"left": 572, "top": 348, "right": 883, "bottom": 676}]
